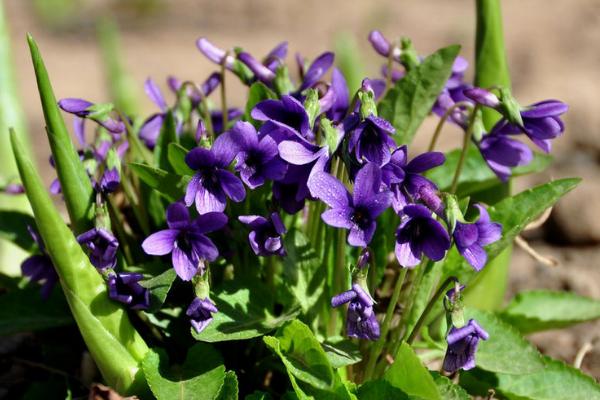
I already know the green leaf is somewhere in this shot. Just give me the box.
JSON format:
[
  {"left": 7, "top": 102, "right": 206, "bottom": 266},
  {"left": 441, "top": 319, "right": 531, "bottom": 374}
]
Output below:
[
  {"left": 192, "top": 280, "right": 299, "bottom": 342},
  {"left": 321, "top": 337, "right": 362, "bottom": 369},
  {"left": 465, "top": 308, "right": 544, "bottom": 375},
  {"left": 383, "top": 342, "right": 440, "bottom": 400},
  {"left": 0, "top": 210, "right": 36, "bottom": 252},
  {"left": 501, "top": 290, "right": 600, "bottom": 334},
  {"left": 356, "top": 380, "right": 410, "bottom": 400},
  {"left": 216, "top": 371, "right": 239, "bottom": 400},
  {"left": 140, "top": 269, "right": 177, "bottom": 313},
  {"left": 263, "top": 320, "right": 335, "bottom": 391},
  {"left": 493, "top": 356, "right": 600, "bottom": 400},
  {"left": 168, "top": 143, "right": 194, "bottom": 176},
  {"left": 27, "top": 34, "right": 94, "bottom": 233},
  {"left": 245, "top": 391, "right": 272, "bottom": 400},
  {"left": 10, "top": 131, "right": 148, "bottom": 394},
  {"left": 244, "top": 82, "right": 276, "bottom": 127},
  {"left": 431, "top": 373, "right": 470, "bottom": 400},
  {"left": 155, "top": 111, "right": 178, "bottom": 171},
  {"left": 475, "top": 0, "right": 512, "bottom": 129},
  {"left": 378, "top": 45, "right": 460, "bottom": 145},
  {"left": 485, "top": 178, "right": 580, "bottom": 258},
  {"left": 142, "top": 343, "right": 226, "bottom": 400},
  {"left": 0, "top": 287, "right": 72, "bottom": 335},
  {"left": 426, "top": 146, "right": 552, "bottom": 197},
  {"left": 282, "top": 229, "right": 325, "bottom": 312},
  {"left": 129, "top": 163, "right": 190, "bottom": 202}
]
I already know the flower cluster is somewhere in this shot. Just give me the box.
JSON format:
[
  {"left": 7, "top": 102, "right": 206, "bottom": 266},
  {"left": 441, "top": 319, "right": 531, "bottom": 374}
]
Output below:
[{"left": 33, "top": 28, "right": 566, "bottom": 378}]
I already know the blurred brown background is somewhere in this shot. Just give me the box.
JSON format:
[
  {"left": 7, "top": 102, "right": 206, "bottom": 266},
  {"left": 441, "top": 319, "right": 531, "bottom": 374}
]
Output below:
[{"left": 3, "top": 0, "right": 600, "bottom": 377}]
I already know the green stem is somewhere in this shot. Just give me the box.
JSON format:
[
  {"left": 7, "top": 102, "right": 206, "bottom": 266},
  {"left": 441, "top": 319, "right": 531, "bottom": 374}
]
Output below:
[
  {"left": 220, "top": 55, "right": 229, "bottom": 131},
  {"left": 427, "top": 101, "right": 473, "bottom": 152},
  {"left": 449, "top": 105, "right": 480, "bottom": 194},
  {"left": 363, "top": 267, "right": 408, "bottom": 381},
  {"left": 406, "top": 276, "right": 457, "bottom": 345},
  {"left": 116, "top": 110, "right": 153, "bottom": 166}
]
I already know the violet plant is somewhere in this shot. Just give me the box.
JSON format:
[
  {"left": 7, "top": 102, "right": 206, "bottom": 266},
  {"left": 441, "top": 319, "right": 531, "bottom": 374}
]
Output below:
[{"left": 2, "top": 1, "right": 600, "bottom": 399}]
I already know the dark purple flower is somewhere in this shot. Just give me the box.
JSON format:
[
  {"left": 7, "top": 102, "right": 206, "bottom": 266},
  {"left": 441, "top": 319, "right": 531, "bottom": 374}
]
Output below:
[
  {"left": 58, "top": 98, "right": 124, "bottom": 134},
  {"left": 77, "top": 228, "right": 119, "bottom": 270},
  {"left": 107, "top": 273, "right": 150, "bottom": 310},
  {"left": 251, "top": 95, "right": 313, "bottom": 142},
  {"left": 381, "top": 146, "right": 445, "bottom": 213},
  {"left": 493, "top": 100, "right": 568, "bottom": 153},
  {"left": 331, "top": 283, "right": 380, "bottom": 340},
  {"left": 477, "top": 133, "right": 533, "bottom": 182},
  {"left": 446, "top": 56, "right": 469, "bottom": 90},
  {"left": 220, "top": 121, "right": 287, "bottom": 189},
  {"left": 184, "top": 135, "right": 246, "bottom": 213},
  {"left": 453, "top": 204, "right": 502, "bottom": 271},
  {"left": 211, "top": 108, "right": 243, "bottom": 135},
  {"left": 142, "top": 203, "right": 227, "bottom": 281},
  {"left": 186, "top": 297, "right": 218, "bottom": 333},
  {"left": 443, "top": 319, "right": 489, "bottom": 373},
  {"left": 326, "top": 68, "right": 350, "bottom": 122},
  {"left": 96, "top": 168, "right": 120, "bottom": 194},
  {"left": 356, "top": 248, "right": 371, "bottom": 269},
  {"left": 310, "top": 163, "right": 392, "bottom": 247},
  {"left": 21, "top": 226, "right": 58, "bottom": 299},
  {"left": 263, "top": 42, "right": 288, "bottom": 72},
  {"left": 346, "top": 114, "right": 396, "bottom": 166},
  {"left": 395, "top": 204, "right": 451, "bottom": 267},
  {"left": 139, "top": 78, "right": 169, "bottom": 148},
  {"left": 239, "top": 212, "right": 286, "bottom": 257},
  {"left": 298, "top": 52, "right": 335, "bottom": 92}
]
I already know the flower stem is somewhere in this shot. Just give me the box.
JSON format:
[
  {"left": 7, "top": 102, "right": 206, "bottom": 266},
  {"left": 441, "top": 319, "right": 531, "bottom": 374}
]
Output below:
[
  {"left": 449, "top": 104, "right": 481, "bottom": 194},
  {"left": 220, "top": 54, "right": 229, "bottom": 131},
  {"left": 363, "top": 267, "right": 408, "bottom": 381},
  {"left": 428, "top": 101, "right": 473, "bottom": 152},
  {"left": 406, "top": 276, "right": 457, "bottom": 345}
]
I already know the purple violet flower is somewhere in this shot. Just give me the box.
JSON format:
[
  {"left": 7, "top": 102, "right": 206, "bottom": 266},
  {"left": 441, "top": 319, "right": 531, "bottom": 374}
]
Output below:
[
  {"left": 346, "top": 114, "right": 396, "bottom": 166},
  {"left": 21, "top": 226, "right": 58, "bottom": 299},
  {"left": 139, "top": 78, "right": 170, "bottom": 148},
  {"left": 239, "top": 212, "right": 287, "bottom": 257},
  {"left": 492, "top": 100, "right": 568, "bottom": 153},
  {"left": 326, "top": 68, "right": 350, "bottom": 122},
  {"left": 463, "top": 87, "right": 501, "bottom": 109},
  {"left": 142, "top": 203, "right": 227, "bottom": 281},
  {"left": 107, "top": 272, "right": 150, "bottom": 310},
  {"left": 477, "top": 133, "right": 533, "bottom": 182},
  {"left": 395, "top": 204, "right": 451, "bottom": 267},
  {"left": 331, "top": 283, "right": 380, "bottom": 340},
  {"left": 251, "top": 95, "right": 313, "bottom": 142},
  {"left": 196, "top": 38, "right": 235, "bottom": 70},
  {"left": 167, "top": 73, "right": 221, "bottom": 107},
  {"left": 184, "top": 134, "right": 246, "bottom": 213},
  {"left": 238, "top": 52, "right": 276, "bottom": 84},
  {"left": 186, "top": 297, "right": 218, "bottom": 333},
  {"left": 76, "top": 228, "right": 119, "bottom": 270},
  {"left": 381, "top": 146, "right": 445, "bottom": 213},
  {"left": 453, "top": 204, "right": 502, "bottom": 271},
  {"left": 368, "top": 30, "right": 400, "bottom": 62},
  {"left": 220, "top": 121, "right": 287, "bottom": 189},
  {"left": 310, "top": 163, "right": 392, "bottom": 247},
  {"left": 58, "top": 98, "right": 124, "bottom": 134},
  {"left": 443, "top": 319, "right": 489, "bottom": 373},
  {"left": 96, "top": 168, "right": 120, "bottom": 194},
  {"left": 298, "top": 52, "right": 335, "bottom": 92}
]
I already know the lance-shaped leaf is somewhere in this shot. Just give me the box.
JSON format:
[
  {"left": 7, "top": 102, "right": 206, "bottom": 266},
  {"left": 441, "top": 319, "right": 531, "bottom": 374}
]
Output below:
[
  {"left": 0, "top": 2, "right": 32, "bottom": 274},
  {"left": 168, "top": 143, "right": 194, "bottom": 176},
  {"left": 501, "top": 290, "right": 600, "bottom": 334},
  {"left": 27, "top": 34, "right": 94, "bottom": 233},
  {"left": 378, "top": 44, "right": 460, "bottom": 145},
  {"left": 10, "top": 130, "right": 149, "bottom": 394},
  {"left": 129, "top": 163, "right": 190, "bottom": 202}
]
